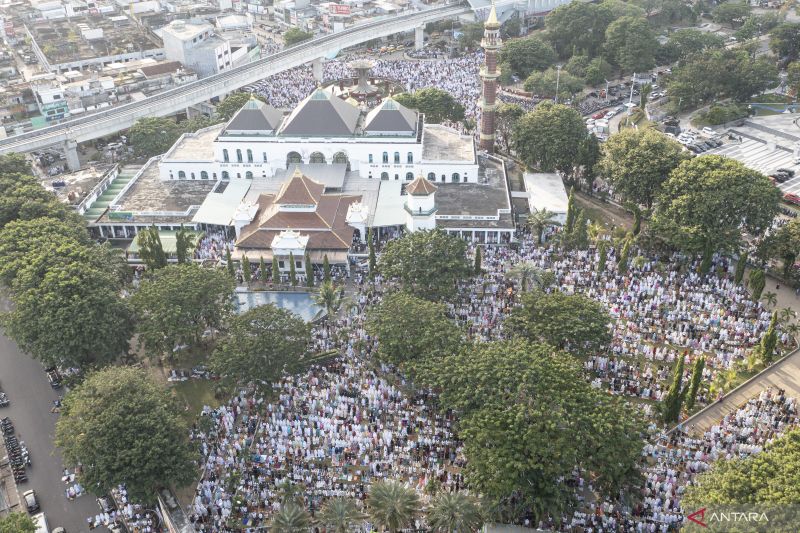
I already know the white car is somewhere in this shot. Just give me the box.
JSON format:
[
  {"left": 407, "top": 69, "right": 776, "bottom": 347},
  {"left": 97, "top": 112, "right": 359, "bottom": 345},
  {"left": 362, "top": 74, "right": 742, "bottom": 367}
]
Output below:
[
  {"left": 605, "top": 110, "right": 616, "bottom": 118},
  {"left": 702, "top": 127, "right": 715, "bottom": 136}
]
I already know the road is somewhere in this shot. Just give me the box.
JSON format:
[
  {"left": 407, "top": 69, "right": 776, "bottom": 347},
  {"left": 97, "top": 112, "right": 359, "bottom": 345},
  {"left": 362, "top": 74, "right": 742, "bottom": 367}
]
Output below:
[{"left": 0, "top": 330, "right": 100, "bottom": 532}]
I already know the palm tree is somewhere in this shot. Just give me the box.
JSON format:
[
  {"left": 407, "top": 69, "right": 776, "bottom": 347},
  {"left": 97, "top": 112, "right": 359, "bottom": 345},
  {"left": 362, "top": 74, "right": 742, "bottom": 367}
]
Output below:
[
  {"left": 505, "top": 262, "right": 544, "bottom": 292},
  {"left": 587, "top": 221, "right": 605, "bottom": 244},
  {"left": 427, "top": 492, "right": 484, "bottom": 533},
  {"left": 761, "top": 291, "right": 778, "bottom": 309},
  {"left": 526, "top": 208, "right": 561, "bottom": 244},
  {"left": 313, "top": 281, "right": 348, "bottom": 319},
  {"left": 368, "top": 480, "right": 420, "bottom": 533},
  {"left": 785, "top": 322, "right": 800, "bottom": 344},
  {"left": 270, "top": 501, "right": 311, "bottom": 533},
  {"left": 779, "top": 307, "right": 796, "bottom": 324},
  {"left": 317, "top": 498, "right": 365, "bottom": 533}
]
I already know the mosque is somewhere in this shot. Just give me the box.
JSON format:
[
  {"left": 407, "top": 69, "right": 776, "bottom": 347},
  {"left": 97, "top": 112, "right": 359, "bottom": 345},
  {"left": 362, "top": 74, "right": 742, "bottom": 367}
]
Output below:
[{"left": 89, "top": 5, "right": 514, "bottom": 268}]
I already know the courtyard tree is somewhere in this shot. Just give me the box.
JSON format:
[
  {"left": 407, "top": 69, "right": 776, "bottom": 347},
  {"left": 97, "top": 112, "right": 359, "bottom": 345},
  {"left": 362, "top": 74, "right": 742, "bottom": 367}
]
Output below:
[
  {"left": 474, "top": 246, "right": 482, "bottom": 274},
  {"left": 259, "top": 256, "right": 267, "bottom": 281},
  {"left": 426, "top": 492, "right": 484, "bottom": 533},
  {"left": 378, "top": 230, "right": 471, "bottom": 301},
  {"left": 270, "top": 502, "right": 312, "bottom": 532},
  {"left": 759, "top": 311, "right": 779, "bottom": 365},
  {"left": 713, "top": 1, "right": 751, "bottom": 28},
  {"left": 526, "top": 208, "right": 561, "bottom": 244},
  {"left": 225, "top": 247, "right": 235, "bottom": 278},
  {"left": 138, "top": 225, "right": 168, "bottom": 270},
  {"left": 210, "top": 303, "right": 310, "bottom": 386},
  {"left": 304, "top": 253, "right": 313, "bottom": 287},
  {"left": 5, "top": 261, "right": 132, "bottom": 369},
  {"left": 662, "top": 354, "right": 686, "bottom": 423},
  {"left": 272, "top": 256, "right": 280, "bottom": 283},
  {"left": 770, "top": 22, "right": 800, "bottom": 60},
  {"left": 314, "top": 280, "right": 347, "bottom": 319},
  {"left": 393, "top": 88, "right": 465, "bottom": 123},
  {"left": 599, "top": 129, "right": 688, "bottom": 210},
  {"left": 603, "top": 16, "right": 658, "bottom": 73},
  {"left": 507, "top": 291, "right": 612, "bottom": 355},
  {"left": 317, "top": 498, "right": 365, "bottom": 533},
  {"left": 498, "top": 35, "right": 557, "bottom": 78},
  {"left": 423, "top": 340, "right": 644, "bottom": 523},
  {"left": 55, "top": 366, "right": 196, "bottom": 503},
  {"left": 735, "top": 251, "right": 749, "bottom": 285},
  {"left": 512, "top": 101, "right": 587, "bottom": 178},
  {"left": 685, "top": 356, "right": 705, "bottom": 412},
  {"left": 289, "top": 252, "right": 297, "bottom": 286},
  {"left": 523, "top": 68, "right": 584, "bottom": 100},
  {"left": 368, "top": 481, "right": 421, "bottom": 533},
  {"left": 323, "top": 254, "right": 331, "bottom": 282},
  {"left": 652, "top": 156, "right": 780, "bottom": 264},
  {"left": 767, "top": 217, "right": 800, "bottom": 276},
  {"left": 0, "top": 153, "right": 31, "bottom": 176},
  {"left": 749, "top": 268, "right": 766, "bottom": 301},
  {"left": 495, "top": 103, "right": 524, "bottom": 153},
  {"left": 215, "top": 92, "right": 266, "bottom": 120},
  {"left": 131, "top": 263, "right": 234, "bottom": 361},
  {"left": 241, "top": 254, "right": 252, "bottom": 284},
  {"left": 366, "top": 291, "right": 464, "bottom": 367},
  {"left": 545, "top": 2, "right": 615, "bottom": 58},
  {"left": 0, "top": 512, "right": 36, "bottom": 533},
  {"left": 175, "top": 224, "right": 193, "bottom": 264},
  {"left": 0, "top": 173, "right": 76, "bottom": 229},
  {"left": 578, "top": 133, "right": 602, "bottom": 192},
  {"left": 682, "top": 428, "right": 800, "bottom": 507}
]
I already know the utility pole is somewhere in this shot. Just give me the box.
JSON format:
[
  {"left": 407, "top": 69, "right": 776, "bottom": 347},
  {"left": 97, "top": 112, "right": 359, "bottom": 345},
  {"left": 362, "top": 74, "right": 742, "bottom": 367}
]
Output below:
[{"left": 555, "top": 64, "right": 562, "bottom": 103}]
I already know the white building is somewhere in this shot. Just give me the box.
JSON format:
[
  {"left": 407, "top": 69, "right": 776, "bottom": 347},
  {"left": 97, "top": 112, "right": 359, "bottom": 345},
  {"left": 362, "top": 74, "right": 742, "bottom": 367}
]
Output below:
[{"left": 161, "top": 20, "right": 232, "bottom": 78}]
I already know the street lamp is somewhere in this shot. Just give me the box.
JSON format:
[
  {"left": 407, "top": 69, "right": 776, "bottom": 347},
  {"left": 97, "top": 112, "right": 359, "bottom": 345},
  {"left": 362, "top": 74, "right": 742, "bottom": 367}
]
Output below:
[{"left": 555, "top": 64, "right": 562, "bottom": 104}]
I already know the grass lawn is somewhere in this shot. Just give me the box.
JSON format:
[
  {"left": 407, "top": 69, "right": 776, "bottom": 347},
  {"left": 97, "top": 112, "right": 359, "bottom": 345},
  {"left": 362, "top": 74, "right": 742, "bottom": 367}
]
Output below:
[{"left": 171, "top": 380, "right": 222, "bottom": 421}]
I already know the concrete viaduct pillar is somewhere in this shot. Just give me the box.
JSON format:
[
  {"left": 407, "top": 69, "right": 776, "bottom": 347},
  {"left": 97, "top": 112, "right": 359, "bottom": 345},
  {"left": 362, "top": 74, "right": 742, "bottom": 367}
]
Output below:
[
  {"left": 311, "top": 58, "right": 323, "bottom": 83},
  {"left": 63, "top": 139, "right": 80, "bottom": 172},
  {"left": 415, "top": 26, "right": 424, "bottom": 51}
]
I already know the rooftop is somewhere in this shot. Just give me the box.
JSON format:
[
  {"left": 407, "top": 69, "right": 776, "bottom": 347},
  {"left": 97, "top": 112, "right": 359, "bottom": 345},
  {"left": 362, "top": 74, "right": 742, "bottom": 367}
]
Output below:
[
  {"left": 435, "top": 157, "right": 510, "bottom": 218},
  {"left": 422, "top": 125, "right": 475, "bottom": 162},
  {"left": 165, "top": 124, "right": 223, "bottom": 161},
  {"left": 98, "top": 159, "right": 215, "bottom": 223}
]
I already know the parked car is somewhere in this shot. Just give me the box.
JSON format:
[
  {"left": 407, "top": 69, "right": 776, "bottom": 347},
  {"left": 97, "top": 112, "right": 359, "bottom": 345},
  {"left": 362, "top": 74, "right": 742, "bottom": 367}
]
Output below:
[
  {"left": 24, "top": 490, "right": 40, "bottom": 513},
  {"left": 592, "top": 111, "right": 606, "bottom": 119},
  {"left": 45, "top": 367, "right": 62, "bottom": 389},
  {"left": 784, "top": 193, "right": 800, "bottom": 205},
  {"left": 776, "top": 168, "right": 796, "bottom": 177},
  {"left": 702, "top": 127, "right": 716, "bottom": 136}
]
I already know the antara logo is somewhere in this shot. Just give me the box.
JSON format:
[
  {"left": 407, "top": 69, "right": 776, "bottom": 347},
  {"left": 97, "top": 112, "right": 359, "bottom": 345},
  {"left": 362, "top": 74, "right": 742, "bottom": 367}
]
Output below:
[
  {"left": 687, "top": 507, "right": 770, "bottom": 527},
  {"left": 687, "top": 508, "right": 708, "bottom": 528}
]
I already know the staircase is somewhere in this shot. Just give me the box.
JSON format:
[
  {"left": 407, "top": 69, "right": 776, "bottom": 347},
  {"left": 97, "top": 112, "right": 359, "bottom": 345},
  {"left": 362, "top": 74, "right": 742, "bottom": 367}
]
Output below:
[{"left": 82, "top": 165, "right": 138, "bottom": 222}]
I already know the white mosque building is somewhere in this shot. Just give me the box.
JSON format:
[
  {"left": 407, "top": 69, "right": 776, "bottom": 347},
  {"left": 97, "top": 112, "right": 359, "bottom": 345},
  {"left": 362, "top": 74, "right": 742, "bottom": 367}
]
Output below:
[{"left": 87, "top": 88, "right": 515, "bottom": 267}]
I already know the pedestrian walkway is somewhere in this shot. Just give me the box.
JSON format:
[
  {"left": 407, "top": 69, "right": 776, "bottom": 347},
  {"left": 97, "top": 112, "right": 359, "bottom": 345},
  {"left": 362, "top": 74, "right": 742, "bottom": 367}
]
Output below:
[{"left": 676, "top": 347, "right": 800, "bottom": 436}]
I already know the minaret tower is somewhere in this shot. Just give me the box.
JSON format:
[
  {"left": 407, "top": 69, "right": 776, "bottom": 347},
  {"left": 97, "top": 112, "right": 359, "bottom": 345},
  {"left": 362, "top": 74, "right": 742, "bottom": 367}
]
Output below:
[{"left": 479, "top": 0, "right": 502, "bottom": 154}]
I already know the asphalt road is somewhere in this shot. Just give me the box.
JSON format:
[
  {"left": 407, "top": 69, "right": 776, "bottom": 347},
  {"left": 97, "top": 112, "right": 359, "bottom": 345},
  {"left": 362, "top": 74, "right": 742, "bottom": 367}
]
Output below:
[{"left": 0, "top": 330, "right": 100, "bottom": 532}]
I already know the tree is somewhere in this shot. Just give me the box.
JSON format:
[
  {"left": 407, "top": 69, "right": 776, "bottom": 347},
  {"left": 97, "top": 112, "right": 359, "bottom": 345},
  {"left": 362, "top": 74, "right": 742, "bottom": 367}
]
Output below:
[
  {"left": 215, "top": 92, "right": 266, "bottom": 120},
  {"left": 423, "top": 340, "right": 643, "bottom": 523},
  {"left": 578, "top": 133, "right": 602, "bottom": 191},
  {"left": 0, "top": 512, "right": 36, "bottom": 533},
  {"left": 759, "top": 311, "right": 779, "bottom": 364},
  {"left": 572, "top": 209, "right": 588, "bottom": 249},
  {"left": 768, "top": 217, "right": 800, "bottom": 276},
  {"left": 269, "top": 501, "right": 312, "bottom": 532},
  {"left": 713, "top": 2, "right": 751, "bottom": 28},
  {"left": 0, "top": 173, "right": 75, "bottom": 229},
  {"left": 652, "top": 156, "right": 780, "bottom": 262},
  {"left": 526, "top": 208, "right": 561, "bottom": 244},
  {"left": 314, "top": 280, "right": 347, "bottom": 320},
  {"left": 0, "top": 216, "right": 89, "bottom": 286},
  {"left": 273, "top": 256, "right": 281, "bottom": 284},
  {"left": 749, "top": 268, "right": 766, "bottom": 301},
  {"left": 393, "top": 88, "right": 465, "bottom": 123},
  {"left": 289, "top": 252, "right": 297, "bottom": 286},
  {"left": 501, "top": 17, "right": 521, "bottom": 39},
  {"left": 584, "top": 57, "right": 613, "bottom": 87},
  {"left": 598, "top": 240, "right": 609, "bottom": 274},
  {"left": 427, "top": 492, "right": 484, "bottom": 533},
  {"left": 735, "top": 252, "right": 748, "bottom": 285},
  {"left": 175, "top": 224, "right": 193, "bottom": 264},
  {"left": 137, "top": 225, "right": 168, "bottom": 270},
  {"left": 284, "top": 27, "right": 314, "bottom": 46},
  {"left": 495, "top": 103, "right": 525, "bottom": 153},
  {"left": 683, "top": 428, "right": 800, "bottom": 509},
  {"left": 318, "top": 498, "right": 364, "bottom": 533},
  {"left": 129, "top": 117, "right": 183, "bottom": 158},
  {"left": 599, "top": 129, "right": 688, "bottom": 209},
  {"left": 603, "top": 16, "right": 658, "bottom": 73},
  {"left": 6, "top": 261, "right": 132, "bottom": 369},
  {"left": 658, "top": 29, "right": 725, "bottom": 63},
  {"left": 131, "top": 264, "right": 234, "bottom": 360},
  {"left": 474, "top": 246, "right": 482, "bottom": 275},
  {"left": 545, "top": 2, "right": 615, "bottom": 58},
  {"left": 762, "top": 291, "right": 778, "bottom": 309},
  {"left": 55, "top": 367, "right": 196, "bottom": 503},
  {"left": 685, "top": 356, "right": 705, "bottom": 411},
  {"left": 770, "top": 23, "right": 800, "bottom": 60},
  {"left": 368, "top": 481, "right": 421, "bottom": 533},
  {"left": 565, "top": 187, "right": 577, "bottom": 235},
  {"left": 523, "top": 68, "right": 584, "bottom": 99},
  {"left": 241, "top": 255, "right": 252, "bottom": 284},
  {"left": 618, "top": 237, "right": 632, "bottom": 275},
  {"left": 225, "top": 247, "right": 235, "bottom": 279},
  {"left": 366, "top": 291, "right": 464, "bottom": 367},
  {"left": 662, "top": 354, "right": 686, "bottom": 423},
  {"left": 499, "top": 36, "right": 557, "bottom": 78},
  {"left": 0, "top": 153, "right": 32, "bottom": 176},
  {"left": 304, "top": 253, "right": 314, "bottom": 287},
  {"left": 457, "top": 22, "right": 484, "bottom": 49},
  {"left": 508, "top": 291, "right": 611, "bottom": 355},
  {"left": 323, "top": 254, "right": 331, "bottom": 282},
  {"left": 210, "top": 303, "right": 310, "bottom": 386},
  {"left": 639, "top": 83, "right": 652, "bottom": 109},
  {"left": 512, "top": 101, "right": 586, "bottom": 177},
  {"left": 505, "top": 263, "right": 547, "bottom": 293},
  {"left": 259, "top": 256, "right": 267, "bottom": 281},
  {"left": 378, "top": 230, "right": 471, "bottom": 301}
]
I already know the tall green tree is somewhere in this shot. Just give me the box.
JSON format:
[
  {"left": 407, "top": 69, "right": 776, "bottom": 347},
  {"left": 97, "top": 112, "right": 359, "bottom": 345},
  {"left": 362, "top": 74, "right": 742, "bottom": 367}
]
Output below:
[
  {"left": 210, "top": 303, "right": 310, "bottom": 386},
  {"left": 368, "top": 228, "right": 376, "bottom": 280},
  {"left": 685, "top": 356, "right": 705, "bottom": 412},
  {"left": 368, "top": 481, "right": 421, "bottom": 533},
  {"left": 225, "top": 247, "right": 235, "bottom": 279},
  {"left": 0, "top": 153, "right": 32, "bottom": 176},
  {"left": 241, "top": 255, "right": 252, "bottom": 284},
  {"left": 759, "top": 311, "right": 780, "bottom": 365},
  {"left": 378, "top": 230, "right": 471, "bottom": 301},
  {"left": 662, "top": 355, "right": 685, "bottom": 423},
  {"left": 507, "top": 291, "right": 612, "bottom": 355},
  {"left": 749, "top": 268, "right": 766, "bottom": 301},
  {"left": 495, "top": 103, "right": 525, "bottom": 153},
  {"left": 767, "top": 217, "right": 800, "bottom": 276},
  {"left": 512, "top": 102, "right": 587, "bottom": 178},
  {"left": 422, "top": 340, "right": 643, "bottom": 523},
  {"left": 317, "top": 498, "right": 364, "bottom": 533},
  {"left": 735, "top": 251, "right": 749, "bottom": 285},
  {"left": 0, "top": 513, "right": 35, "bottom": 533},
  {"left": 523, "top": 68, "right": 584, "bottom": 100},
  {"left": 366, "top": 291, "right": 464, "bottom": 367},
  {"left": 770, "top": 22, "right": 800, "bottom": 60},
  {"left": 393, "top": 88, "right": 465, "bottom": 123},
  {"left": 618, "top": 236, "right": 632, "bottom": 275},
  {"left": 6, "top": 261, "right": 132, "bottom": 369},
  {"left": 603, "top": 16, "right": 658, "bottom": 73},
  {"left": 474, "top": 246, "right": 482, "bottom": 274},
  {"left": 175, "top": 224, "right": 193, "bottom": 264},
  {"left": 0, "top": 173, "right": 76, "bottom": 229},
  {"left": 426, "top": 492, "right": 484, "bottom": 533},
  {"left": 129, "top": 117, "right": 183, "bottom": 158},
  {"left": 215, "top": 93, "right": 266, "bottom": 120},
  {"left": 572, "top": 208, "right": 589, "bottom": 249},
  {"left": 527, "top": 207, "right": 561, "bottom": 244},
  {"left": 565, "top": 187, "right": 577, "bottom": 235},
  {"left": 713, "top": 1, "right": 751, "bottom": 28},
  {"left": 545, "top": 2, "right": 615, "bottom": 58},
  {"left": 652, "top": 156, "right": 780, "bottom": 262},
  {"left": 313, "top": 280, "right": 346, "bottom": 319},
  {"left": 138, "top": 225, "right": 168, "bottom": 270},
  {"left": 578, "top": 133, "right": 602, "bottom": 192},
  {"left": 499, "top": 36, "right": 557, "bottom": 78},
  {"left": 600, "top": 129, "right": 688, "bottom": 209},
  {"left": 55, "top": 367, "right": 196, "bottom": 503},
  {"left": 289, "top": 252, "right": 297, "bottom": 286},
  {"left": 323, "top": 254, "right": 331, "bottom": 282},
  {"left": 259, "top": 256, "right": 267, "bottom": 281},
  {"left": 131, "top": 264, "right": 234, "bottom": 360},
  {"left": 284, "top": 27, "right": 314, "bottom": 46},
  {"left": 305, "top": 253, "right": 314, "bottom": 287},
  {"left": 272, "top": 256, "right": 281, "bottom": 283},
  {"left": 598, "top": 240, "right": 609, "bottom": 274}
]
